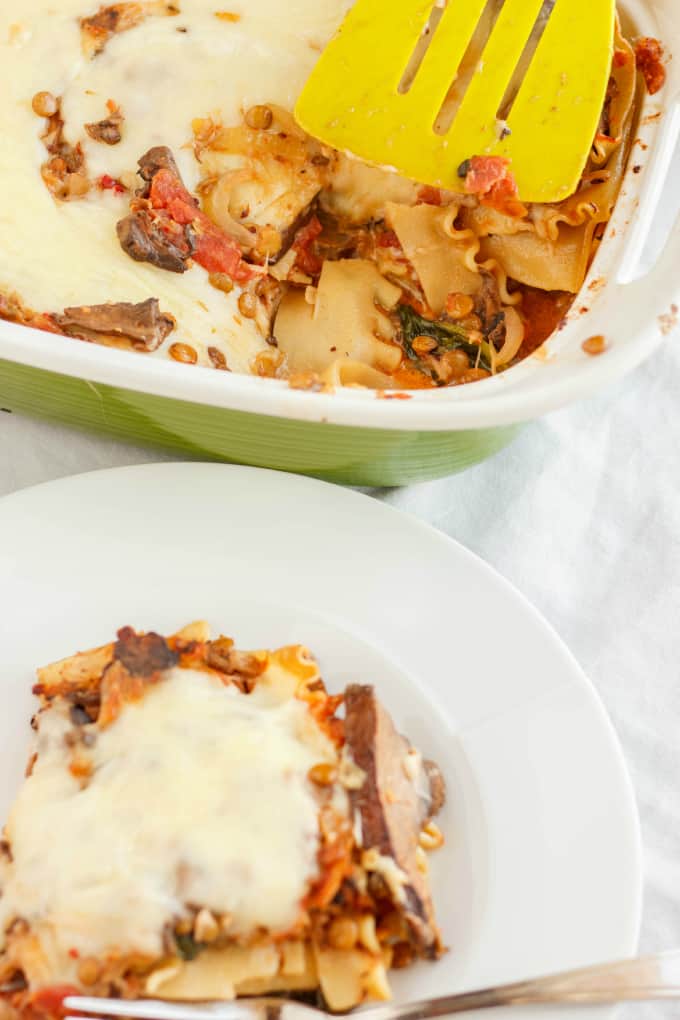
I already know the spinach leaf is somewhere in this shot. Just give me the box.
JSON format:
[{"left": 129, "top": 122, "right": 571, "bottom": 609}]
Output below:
[
  {"left": 397, "top": 305, "right": 492, "bottom": 373},
  {"left": 175, "top": 932, "right": 202, "bottom": 961}
]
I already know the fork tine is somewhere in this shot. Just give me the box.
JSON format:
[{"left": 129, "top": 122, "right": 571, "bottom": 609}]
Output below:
[{"left": 65, "top": 998, "right": 244, "bottom": 1020}]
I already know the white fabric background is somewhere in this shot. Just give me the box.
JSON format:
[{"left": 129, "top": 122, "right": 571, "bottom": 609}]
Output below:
[{"left": 1, "top": 158, "right": 679, "bottom": 1016}]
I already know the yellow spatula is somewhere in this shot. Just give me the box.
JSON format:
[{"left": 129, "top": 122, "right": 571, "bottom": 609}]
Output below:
[{"left": 295, "top": 0, "right": 615, "bottom": 203}]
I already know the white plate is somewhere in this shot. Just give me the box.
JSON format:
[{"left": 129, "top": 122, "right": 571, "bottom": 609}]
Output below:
[{"left": 0, "top": 464, "right": 641, "bottom": 1018}]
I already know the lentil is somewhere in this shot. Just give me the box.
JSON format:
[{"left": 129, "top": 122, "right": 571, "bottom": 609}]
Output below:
[
  {"left": 459, "top": 313, "right": 483, "bottom": 331},
  {"left": 245, "top": 105, "right": 273, "bottom": 130},
  {"left": 208, "top": 346, "right": 228, "bottom": 370},
  {"left": 31, "top": 91, "right": 58, "bottom": 117},
  {"left": 411, "top": 335, "right": 438, "bottom": 355},
  {"left": 253, "top": 349, "right": 283, "bottom": 377},
  {"left": 77, "top": 958, "right": 102, "bottom": 986},
  {"left": 438, "top": 349, "right": 469, "bottom": 381},
  {"left": 582, "top": 334, "right": 607, "bottom": 356},
  {"left": 419, "top": 820, "right": 444, "bottom": 851},
  {"left": 445, "top": 292, "right": 475, "bottom": 320},
  {"left": 237, "top": 291, "right": 257, "bottom": 319},
  {"left": 308, "top": 762, "right": 338, "bottom": 786},
  {"left": 169, "top": 342, "right": 198, "bottom": 364},
  {"left": 209, "top": 273, "right": 234, "bottom": 295},
  {"left": 327, "top": 917, "right": 358, "bottom": 951}
]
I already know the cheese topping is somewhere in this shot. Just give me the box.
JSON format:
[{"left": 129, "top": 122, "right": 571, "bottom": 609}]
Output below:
[
  {"left": 0, "top": 0, "right": 351, "bottom": 369},
  {"left": 0, "top": 667, "right": 338, "bottom": 961}
]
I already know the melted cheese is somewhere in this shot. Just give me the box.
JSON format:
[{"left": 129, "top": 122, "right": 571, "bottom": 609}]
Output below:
[
  {"left": 0, "top": 0, "right": 352, "bottom": 370},
  {"left": 0, "top": 668, "right": 339, "bottom": 964}
]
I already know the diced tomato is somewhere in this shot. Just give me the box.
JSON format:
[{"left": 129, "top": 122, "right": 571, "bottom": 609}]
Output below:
[
  {"left": 613, "top": 48, "right": 630, "bottom": 68},
  {"left": 194, "top": 229, "right": 253, "bottom": 281},
  {"left": 149, "top": 169, "right": 199, "bottom": 225},
  {"left": 293, "top": 216, "right": 323, "bottom": 249},
  {"left": 29, "top": 985, "right": 81, "bottom": 1019},
  {"left": 292, "top": 215, "right": 323, "bottom": 276},
  {"left": 148, "top": 168, "right": 255, "bottom": 282},
  {"left": 417, "top": 184, "right": 443, "bottom": 206},
  {"left": 461, "top": 155, "right": 510, "bottom": 194},
  {"left": 376, "top": 228, "right": 401, "bottom": 249},
  {"left": 98, "top": 174, "right": 125, "bottom": 194},
  {"left": 461, "top": 155, "right": 527, "bottom": 218},
  {"left": 635, "top": 37, "right": 665, "bottom": 95}
]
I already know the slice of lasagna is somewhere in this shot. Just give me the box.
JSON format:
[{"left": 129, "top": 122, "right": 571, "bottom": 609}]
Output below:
[{"left": 0, "top": 623, "right": 446, "bottom": 1018}]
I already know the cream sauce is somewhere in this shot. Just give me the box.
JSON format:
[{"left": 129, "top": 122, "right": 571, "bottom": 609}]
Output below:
[
  {"left": 0, "top": 668, "right": 339, "bottom": 962},
  {"left": 0, "top": 0, "right": 352, "bottom": 370}
]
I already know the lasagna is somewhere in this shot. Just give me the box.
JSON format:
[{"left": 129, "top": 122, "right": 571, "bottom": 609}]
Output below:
[
  {"left": 0, "top": 3, "right": 664, "bottom": 389},
  {"left": 0, "top": 623, "right": 446, "bottom": 1018}
]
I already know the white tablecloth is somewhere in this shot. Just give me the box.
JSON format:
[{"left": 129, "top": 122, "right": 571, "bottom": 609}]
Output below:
[{"left": 2, "top": 159, "right": 679, "bottom": 1015}]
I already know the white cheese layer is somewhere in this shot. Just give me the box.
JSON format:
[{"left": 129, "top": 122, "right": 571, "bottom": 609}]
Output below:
[
  {"left": 0, "top": 0, "right": 351, "bottom": 369},
  {"left": 0, "top": 668, "right": 337, "bottom": 961}
]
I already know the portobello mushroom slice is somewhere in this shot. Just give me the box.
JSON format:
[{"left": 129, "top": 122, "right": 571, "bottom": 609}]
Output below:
[
  {"left": 344, "top": 684, "right": 446, "bottom": 957},
  {"left": 116, "top": 146, "right": 197, "bottom": 273},
  {"left": 53, "top": 298, "right": 175, "bottom": 350},
  {"left": 117, "top": 147, "right": 255, "bottom": 281},
  {"left": 117, "top": 209, "right": 195, "bottom": 273},
  {"left": 137, "top": 145, "right": 182, "bottom": 187},
  {"left": 85, "top": 102, "right": 124, "bottom": 145}
]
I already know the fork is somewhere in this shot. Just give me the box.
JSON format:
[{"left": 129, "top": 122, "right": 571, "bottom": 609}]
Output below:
[{"left": 65, "top": 949, "right": 680, "bottom": 1019}]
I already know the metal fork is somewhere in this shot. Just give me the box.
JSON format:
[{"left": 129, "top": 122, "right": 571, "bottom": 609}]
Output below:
[{"left": 65, "top": 949, "right": 680, "bottom": 1019}]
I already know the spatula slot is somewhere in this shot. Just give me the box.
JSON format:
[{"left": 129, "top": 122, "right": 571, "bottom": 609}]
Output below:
[
  {"left": 496, "top": 0, "right": 557, "bottom": 123},
  {"left": 397, "top": 3, "right": 446, "bottom": 95},
  {"left": 432, "top": 0, "right": 506, "bottom": 136}
]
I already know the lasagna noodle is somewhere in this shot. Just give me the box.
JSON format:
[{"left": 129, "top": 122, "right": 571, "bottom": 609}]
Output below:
[
  {"left": 0, "top": 626, "right": 447, "bottom": 1016},
  {"left": 274, "top": 260, "right": 402, "bottom": 376},
  {"left": 592, "top": 20, "right": 636, "bottom": 165},
  {"left": 475, "top": 29, "right": 636, "bottom": 293},
  {"left": 384, "top": 203, "right": 481, "bottom": 314}
]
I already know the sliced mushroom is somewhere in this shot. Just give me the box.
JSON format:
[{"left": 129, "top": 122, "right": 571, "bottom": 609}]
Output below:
[
  {"left": 138, "top": 145, "right": 182, "bottom": 186},
  {"left": 344, "top": 685, "right": 445, "bottom": 956},
  {"left": 113, "top": 626, "right": 179, "bottom": 676},
  {"left": 85, "top": 102, "right": 124, "bottom": 145},
  {"left": 118, "top": 147, "right": 253, "bottom": 282},
  {"left": 116, "top": 147, "right": 195, "bottom": 272},
  {"left": 53, "top": 298, "right": 176, "bottom": 351},
  {"left": 117, "top": 211, "right": 195, "bottom": 274}
]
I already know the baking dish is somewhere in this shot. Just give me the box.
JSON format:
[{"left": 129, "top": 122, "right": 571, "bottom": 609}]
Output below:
[{"left": 0, "top": 0, "right": 677, "bottom": 486}]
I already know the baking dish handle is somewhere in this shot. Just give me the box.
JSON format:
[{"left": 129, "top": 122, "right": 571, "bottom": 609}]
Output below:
[{"left": 616, "top": 96, "right": 680, "bottom": 286}]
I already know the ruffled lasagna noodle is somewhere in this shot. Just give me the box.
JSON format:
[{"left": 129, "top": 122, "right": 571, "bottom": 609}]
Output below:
[
  {"left": 0, "top": 3, "right": 657, "bottom": 388},
  {"left": 0, "top": 623, "right": 446, "bottom": 1018}
]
